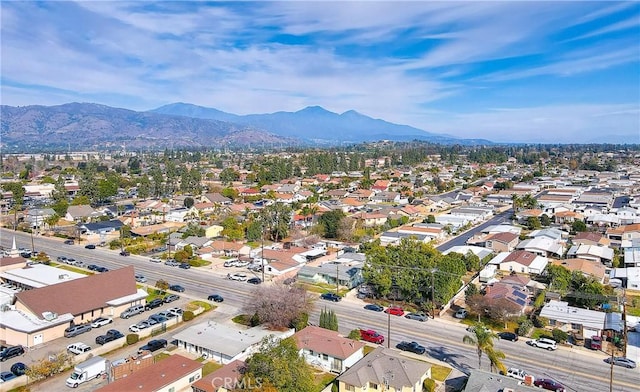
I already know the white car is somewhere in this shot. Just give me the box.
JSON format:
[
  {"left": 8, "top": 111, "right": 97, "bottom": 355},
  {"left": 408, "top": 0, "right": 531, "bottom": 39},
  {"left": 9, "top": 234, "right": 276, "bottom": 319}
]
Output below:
[
  {"left": 91, "top": 317, "right": 113, "bottom": 328},
  {"left": 454, "top": 309, "right": 468, "bottom": 319},
  {"left": 149, "top": 256, "right": 162, "bottom": 263},
  {"left": 129, "top": 321, "right": 151, "bottom": 333},
  {"left": 67, "top": 342, "right": 92, "bottom": 355},
  {"left": 505, "top": 367, "right": 529, "bottom": 381},
  {"left": 167, "top": 307, "right": 183, "bottom": 317},
  {"left": 527, "top": 337, "right": 557, "bottom": 351},
  {"left": 227, "top": 273, "right": 248, "bottom": 281}
]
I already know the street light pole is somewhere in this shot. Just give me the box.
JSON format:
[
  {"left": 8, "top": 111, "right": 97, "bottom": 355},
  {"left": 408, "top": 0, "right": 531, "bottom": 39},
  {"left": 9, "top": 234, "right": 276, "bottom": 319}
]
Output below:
[{"left": 261, "top": 222, "right": 265, "bottom": 283}]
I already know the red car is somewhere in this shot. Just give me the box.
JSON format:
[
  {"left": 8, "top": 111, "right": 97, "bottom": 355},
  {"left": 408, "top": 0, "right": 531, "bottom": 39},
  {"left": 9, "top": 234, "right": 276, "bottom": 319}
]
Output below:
[
  {"left": 384, "top": 306, "right": 405, "bottom": 316},
  {"left": 533, "top": 378, "right": 565, "bottom": 392},
  {"left": 359, "top": 329, "right": 385, "bottom": 344}
]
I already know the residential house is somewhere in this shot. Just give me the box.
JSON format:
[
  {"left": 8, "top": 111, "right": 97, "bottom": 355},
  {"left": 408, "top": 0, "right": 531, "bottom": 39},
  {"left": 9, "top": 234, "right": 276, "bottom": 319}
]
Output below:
[
  {"left": 572, "top": 232, "right": 610, "bottom": 247},
  {"left": 464, "top": 369, "right": 537, "bottom": 392},
  {"left": 96, "top": 354, "right": 203, "bottom": 392},
  {"left": 483, "top": 279, "right": 529, "bottom": 315},
  {"left": 64, "top": 205, "right": 101, "bottom": 222},
  {"left": 350, "top": 189, "right": 375, "bottom": 201},
  {"left": 622, "top": 238, "right": 640, "bottom": 267},
  {"left": 293, "top": 326, "right": 365, "bottom": 373},
  {"left": 442, "top": 246, "right": 493, "bottom": 261},
  {"left": 606, "top": 223, "right": 640, "bottom": 247},
  {"left": 449, "top": 207, "right": 493, "bottom": 223},
  {"left": 516, "top": 236, "right": 565, "bottom": 258},
  {"left": 609, "top": 267, "right": 640, "bottom": 290},
  {"left": 191, "top": 360, "right": 245, "bottom": 392},
  {"left": 551, "top": 258, "right": 606, "bottom": 283},
  {"left": 202, "top": 192, "right": 233, "bottom": 205},
  {"left": 173, "top": 322, "right": 294, "bottom": 364},
  {"left": 371, "top": 180, "right": 390, "bottom": 192},
  {"left": 204, "top": 225, "right": 224, "bottom": 238},
  {"left": 79, "top": 220, "right": 124, "bottom": 235},
  {"left": 297, "top": 257, "right": 365, "bottom": 289},
  {"left": 554, "top": 210, "right": 584, "bottom": 225},
  {"left": 336, "top": 346, "right": 432, "bottom": 392},
  {"left": 379, "top": 231, "right": 430, "bottom": 246},
  {"left": 166, "top": 207, "right": 199, "bottom": 222},
  {"left": 354, "top": 212, "right": 388, "bottom": 228},
  {"left": 397, "top": 225, "right": 445, "bottom": 241},
  {"left": 25, "top": 208, "right": 56, "bottom": 229},
  {"left": 485, "top": 232, "right": 519, "bottom": 253},
  {"left": 566, "top": 244, "right": 614, "bottom": 265},
  {"left": 498, "top": 250, "right": 549, "bottom": 275},
  {"left": 540, "top": 300, "right": 623, "bottom": 338}
]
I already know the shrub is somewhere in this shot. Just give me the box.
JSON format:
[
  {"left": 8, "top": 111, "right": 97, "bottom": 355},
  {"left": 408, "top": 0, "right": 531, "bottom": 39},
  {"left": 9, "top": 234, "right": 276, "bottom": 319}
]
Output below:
[
  {"left": 423, "top": 378, "right": 437, "bottom": 392},
  {"left": 347, "top": 329, "right": 361, "bottom": 340},
  {"left": 290, "top": 312, "right": 309, "bottom": 331},
  {"left": 183, "top": 310, "right": 195, "bottom": 322},
  {"left": 126, "top": 334, "right": 139, "bottom": 345},
  {"left": 517, "top": 319, "right": 533, "bottom": 336},
  {"left": 552, "top": 328, "right": 569, "bottom": 343},
  {"left": 250, "top": 312, "right": 261, "bottom": 327},
  {"left": 533, "top": 316, "right": 548, "bottom": 328}
]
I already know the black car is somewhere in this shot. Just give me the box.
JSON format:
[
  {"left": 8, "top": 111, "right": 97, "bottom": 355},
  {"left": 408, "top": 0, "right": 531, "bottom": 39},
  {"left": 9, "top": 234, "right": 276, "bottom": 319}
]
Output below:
[
  {"left": 119, "top": 251, "right": 130, "bottom": 256},
  {"left": 396, "top": 341, "right": 426, "bottom": 355},
  {"left": 10, "top": 362, "right": 28, "bottom": 376},
  {"left": 208, "top": 294, "right": 224, "bottom": 302},
  {"left": 64, "top": 239, "right": 75, "bottom": 245},
  {"left": 145, "top": 298, "right": 164, "bottom": 310},
  {"left": 320, "top": 293, "right": 341, "bottom": 302},
  {"left": 498, "top": 332, "right": 519, "bottom": 341},
  {"left": 364, "top": 304, "right": 384, "bottom": 312},
  {"left": 138, "top": 339, "right": 167, "bottom": 353},
  {"left": 84, "top": 244, "right": 96, "bottom": 249},
  {"left": 95, "top": 329, "right": 124, "bottom": 345},
  {"left": 95, "top": 266, "right": 109, "bottom": 273},
  {"left": 178, "top": 263, "right": 191, "bottom": 269},
  {"left": 87, "top": 264, "right": 99, "bottom": 271},
  {"left": 0, "top": 345, "right": 25, "bottom": 362},
  {"left": 169, "top": 284, "right": 185, "bottom": 292},
  {"left": 247, "top": 277, "right": 262, "bottom": 285}
]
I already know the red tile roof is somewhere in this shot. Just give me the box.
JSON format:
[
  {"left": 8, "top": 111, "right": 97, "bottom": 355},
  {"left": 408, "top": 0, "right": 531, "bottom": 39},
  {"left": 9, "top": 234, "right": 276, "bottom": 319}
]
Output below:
[
  {"left": 294, "top": 326, "right": 365, "bottom": 360},
  {"left": 96, "top": 354, "right": 202, "bottom": 392},
  {"left": 15, "top": 266, "right": 138, "bottom": 316},
  {"left": 502, "top": 250, "right": 538, "bottom": 267}
]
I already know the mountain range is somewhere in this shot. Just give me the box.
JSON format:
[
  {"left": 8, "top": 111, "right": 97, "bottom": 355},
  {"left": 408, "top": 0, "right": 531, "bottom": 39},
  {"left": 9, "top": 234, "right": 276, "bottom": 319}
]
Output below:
[{"left": 1, "top": 102, "right": 490, "bottom": 151}]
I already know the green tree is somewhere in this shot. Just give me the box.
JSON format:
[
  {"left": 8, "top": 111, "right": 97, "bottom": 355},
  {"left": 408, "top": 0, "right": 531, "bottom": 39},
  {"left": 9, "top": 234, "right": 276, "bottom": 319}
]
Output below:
[
  {"left": 462, "top": 323, "right": 505, "bottom": 373},
  {"left": 319, "top": 307, "right": 338, "bottom": 331},
  {"left": 71, "top": 195, "right": 91, "bottom": 206},
  {"left": 318, "top": 209, "right": 345, "bottom": 239},
  {"left": 221, "top": 216, "right": 244, "bottom": 241},
  {"left": 526, "top": 216, "right": 541, "bottom": 230},
  {"left": 51, "top": 199, "right": 69, "bottom": 216},
  {"left": 571, "top": 220, "right": 587, "bottom": 233},
  {"left": 465, "top": 283, "right": 479, "bottom": 301},
  {"left": 260, "top": 203, "right": 292, "bottom": 242},
  {"left": 540, "top": 214, "right": 551, "bottom": 226},
  {"left": 183, "top": 197, "right": 195, "bottom": 208},
  {"left": 241, "top": 337, "right": 315, "bottom": 392},
  {"left": 2, "top": 182, "right": 25, "bottom": 205}
]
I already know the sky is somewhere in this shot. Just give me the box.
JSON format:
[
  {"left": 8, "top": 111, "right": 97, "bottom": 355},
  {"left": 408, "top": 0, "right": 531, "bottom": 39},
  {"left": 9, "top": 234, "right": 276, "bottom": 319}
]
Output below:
[{"left": 1, "top": 1, "right": 639, "bottom": 143}]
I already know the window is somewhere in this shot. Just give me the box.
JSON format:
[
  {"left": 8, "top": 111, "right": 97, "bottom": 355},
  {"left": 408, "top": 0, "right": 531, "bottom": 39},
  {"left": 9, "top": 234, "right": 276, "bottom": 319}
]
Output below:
[
  {"left": 168, "top": 388, "right": 175, "bottom": 392},
  {"left": 370, "top": 382, "right": 378, "bottom": 389},
  {"left": 322, "top": 354, "right": 328, "bottom": 360},
  {"left": 344, "top": 384, "right": 355, "bottom": 392},
  {"left": 521, "top": 267, "right": 525, "bottom": 273}
]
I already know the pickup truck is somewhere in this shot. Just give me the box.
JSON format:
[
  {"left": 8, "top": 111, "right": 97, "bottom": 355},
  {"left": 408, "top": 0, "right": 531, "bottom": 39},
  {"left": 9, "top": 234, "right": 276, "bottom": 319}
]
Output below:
[
  {"left": 359, "top": 329, "right": 385, "bottom": 344},
  {"left": 67, "top": 342, "right": 92, "bottom": 355}
]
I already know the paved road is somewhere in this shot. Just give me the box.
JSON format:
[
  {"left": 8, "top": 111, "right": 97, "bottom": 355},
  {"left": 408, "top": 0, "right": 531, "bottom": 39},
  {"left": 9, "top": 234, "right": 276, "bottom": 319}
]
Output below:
[
  {"left": 436, "top": 208, "right": 512, "bottom": 251},
  {"left": 2, "top": 229, "right": 638, "bottom": 392}
]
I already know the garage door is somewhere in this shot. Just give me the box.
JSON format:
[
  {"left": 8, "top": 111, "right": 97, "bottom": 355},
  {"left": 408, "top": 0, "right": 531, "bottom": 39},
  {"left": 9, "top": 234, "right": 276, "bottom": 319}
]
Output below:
[{"left": 33, "top": 334, "right": 43, "bottom": 346}]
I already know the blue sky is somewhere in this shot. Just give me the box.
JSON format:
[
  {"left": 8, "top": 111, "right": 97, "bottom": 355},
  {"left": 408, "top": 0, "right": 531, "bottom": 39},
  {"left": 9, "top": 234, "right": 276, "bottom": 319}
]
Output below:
[{"left": 1, "top": 1, "right": 639, "bottom": 143}]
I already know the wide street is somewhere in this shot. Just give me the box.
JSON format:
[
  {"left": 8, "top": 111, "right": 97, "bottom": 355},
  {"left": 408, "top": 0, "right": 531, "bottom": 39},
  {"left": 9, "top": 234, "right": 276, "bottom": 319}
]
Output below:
[{"left": 1, "top": 229, "right": 638, "bottom": 392}]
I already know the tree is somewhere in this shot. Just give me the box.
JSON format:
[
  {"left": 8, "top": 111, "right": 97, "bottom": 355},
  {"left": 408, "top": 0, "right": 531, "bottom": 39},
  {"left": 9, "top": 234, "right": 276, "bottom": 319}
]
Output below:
[
  {"left": 526, "top": 216, "right": 541, "bottom": 230},
  {"left": 462, "top": 323, "right": 505, "bottom": 373},
  {"left": 183, "top": 197, "right": 195, "bottom": 208},
  {"left": 221, "top": 216, "right": 244, "bottom": 241},
  {"left": 571, "top": 220, "right": 587, "bottom": 233},
  {"left": 318, "top": 210, "right": 345, "bottom": 239},
  {"left": 244, "top": 284, "right": 315, "bottom": 330},
  {"left": 260, "top": 203, "right": 292, "bottom": 242},
  {"left": 44, "top": 213, "right": 60, "bottom": 230},
  {"left": 155, "top": 279, "right": 169, "bottom": 291},
  {"left": 466, "top": 293, "right": 488, "bottom": 322},
  {"left": 241, "top": 337, "right": 315, "bottom": 392},
  {"left": 425, "top": 214, "right": 436, "bottom": 223},
  {"left": 25, "top": 351, "right": 73, "bottom": 381},
  {"left": 540, "top": 214, "right": 551, "bottom": 227},
  {"left": 319, "top": 307, "right": 338, "bottom": 331},
  {"left": 485, "top": 298, "right": 522, "bottom": 328},
  {"left": 465, "top": 283, "right": 479, "bottom": 301}
]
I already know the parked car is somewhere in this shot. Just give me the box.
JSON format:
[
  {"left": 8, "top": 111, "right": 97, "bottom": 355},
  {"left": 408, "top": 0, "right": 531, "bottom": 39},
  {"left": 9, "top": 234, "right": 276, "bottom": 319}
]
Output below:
[
  {"left": 227, "top": 273, "right": 247, "bottom": 281},
  {"left": 364, "top": 304, "right": 384, "bottom": 312},
  {"left": 405, "top": 312, "right": 428, "bottom": 322},
  {"left": 604, "top": 356, "right": 637, "bottom": 369},
  {"left": 10, "top": 362, "right": 28, "bottom": 376},
  {"left": 0, "top": 345, "right": 24, "bottom": 362},
  {"left": 235, "top": 260, "right": 250, "bottom": 268},
  {"left": 148, "top": 314, "right": 168, "bottom": 323},
  {"left": 384, "top": 306, "right": 405, "bottom": 316},
  {"left": 84, "top": 244, "right": 96, "bottom": 249},
  {"left": 454, "top": 309, "right": 468, "bottom": 319},
  {"left": 145, "top": 298, "right": 164, "bottom": 310},
  {"left": 135, "top": 274, "right": 147, "bottom": 283},
  {"left": 320, "top": 293, "right": 341, "bottom": 302},
  {"left": 208, "top": 294, "right": 224, "bottom": 302},
  {"left": 67, "top": 343, "right": 92, "bottom": 355},
  {"left": 169, "top": 284, "right": 185, "bottom": 292},
  {"left": 533, "top": 378, "right": 565, "bottom": 392},
  {"left": 527, "top": 338, "right": 557, "bottom": 351},
  {"left": 497, "top": 332, "right": 518, "bottom": 341},
  {"left": 164, "top": 294, "right": 180, "bottom": 303},
  {"left": 87, "top": 264, "right": 99, "bottom": 271},
  {"left": 247, "top": 277, "right": 262, "bottom": 285},
  {"left": 129, "top": 321, "right": 151, "bottom": 333},
  {"left": 0, "top": 371, "right": 17, "bottom": 382},
  {"left": 504, "top": 367, "right": 528, "bottom": 381},
  {"left": 91, "top": 317, "right": 113, "bottom": 328},
  {"left": 396, "top": 341, "right": 426, "bottom": 354},
  {"left": 138, "top": 339, "right": 167, "bottom": 354},
  {"left": 95, "top": 329, "right": 124, "bottom": 345},
  {"left": 223, "top": 259, "right": 239, "bottom": 267},
  {"left": 359, "top": 329, "right": 384, "bottom": 344},
  {"left": 149, "top": 256, "right": 162, "bottom": 263},
  {"left": 95, "top": 266, "right": 109, "bottom": 273},
  {"left": 120, "top": 304, "right": 145, "bottom": 319},
  {"left": 178, "top": 263, "right": 191, "bottom": 269},
  {"left": 64, "top": 239, "right": 75, "bottom": 245},
  {"left": 167, "top": 307, "right": 183, "bottom": 317},
  {"left": 585, "top": 336, "right": 602, "bottom": 350},
  {"left": 157, "top": 310, "right": 176, "bottom": 319},
  {"left": 165, "top": 259, "right": 179, "bottom": 267},
  {"left": 64, "top": 324, "right": 92, "bottom": 338},
  {"left": 119, "top": 251, "right": 130, "bottom": 256}
]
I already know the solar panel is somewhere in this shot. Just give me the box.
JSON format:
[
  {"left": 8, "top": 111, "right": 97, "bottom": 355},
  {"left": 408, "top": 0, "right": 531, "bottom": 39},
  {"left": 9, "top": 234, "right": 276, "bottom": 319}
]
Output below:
[
  {"left": 515, "top": 298, "right": 526, "bottom": 306},
  {"left": 513, "top": 291, "right": 527, "bottom": 299}
]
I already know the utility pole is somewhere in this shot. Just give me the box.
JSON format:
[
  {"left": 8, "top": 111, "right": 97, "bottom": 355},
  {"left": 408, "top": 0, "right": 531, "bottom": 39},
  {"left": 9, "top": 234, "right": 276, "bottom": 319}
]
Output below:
[
  {"left": 261, "top": 221, "right": 265, "bottom": 283},
  {"left": 387, "top": 307, "right": 391, "bottom": 349},
  {"left": 431, "top": 268, "right": 437, "bottom": 319},
  {"left": 336, "top": 263, "right": 340, "bottom": 296}
]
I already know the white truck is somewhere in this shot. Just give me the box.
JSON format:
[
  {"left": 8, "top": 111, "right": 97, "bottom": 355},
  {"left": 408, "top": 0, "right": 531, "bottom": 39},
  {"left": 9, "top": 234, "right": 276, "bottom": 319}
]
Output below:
[{"left": 65, "top": 356, "right": 107, "bottom": 388}]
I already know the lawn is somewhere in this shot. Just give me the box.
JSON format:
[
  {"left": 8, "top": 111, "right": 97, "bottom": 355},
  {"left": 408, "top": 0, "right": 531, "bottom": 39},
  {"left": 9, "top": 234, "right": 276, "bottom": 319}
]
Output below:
[
  {"left": 56, "top": 265, "right": 92, "bottom": 275},
  {"left": 232, "top": 314, "right": 253, "bottom": 326},
  {"left": 626, "top": 290, "right": 640, "bottom": 317},
  {"left": 429, "top": 364, "right": 452, "bottom": 382},
  {"left": 313, "top": 371, "right": 336, "bottom": 392},
  {"left": 297, "top": 282, "right": 349, "bottom": 297},
  {"left": 202, "top": 361, "right": 223, "bottom": 376}
]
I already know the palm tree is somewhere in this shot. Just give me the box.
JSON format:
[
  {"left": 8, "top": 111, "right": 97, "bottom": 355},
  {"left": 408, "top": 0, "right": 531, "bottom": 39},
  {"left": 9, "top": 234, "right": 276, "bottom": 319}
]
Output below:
[{"left": 462, "top": 323, "right": 505, "bottom": 372}]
